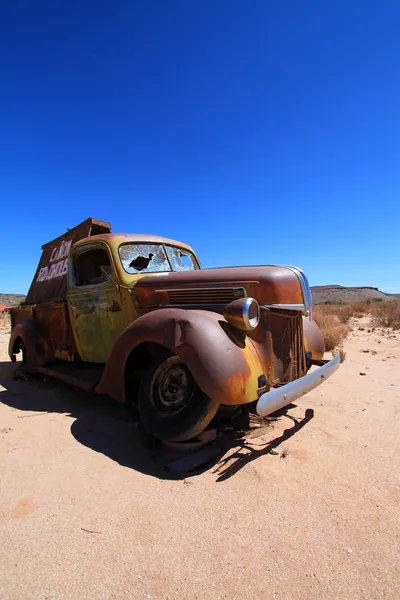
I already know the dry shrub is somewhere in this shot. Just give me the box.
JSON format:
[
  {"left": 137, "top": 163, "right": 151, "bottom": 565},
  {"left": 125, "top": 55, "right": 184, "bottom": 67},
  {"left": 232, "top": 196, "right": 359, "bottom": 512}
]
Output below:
[
  {"left": 313, "top": 299, "right": 400, "bottom": 347},
  {"left": 343, "top": 301, "right": 368, "bottom": 320},
  {"left": 370, "top": 301, "right": 400, "bottom": 330},
  {"left": 332, "top": 348, "right": 347, "bottom": 363},
  {"left": 316, "top": 301, "right": 368, "bottom": 323},
  {"left": 313, "top": 301, "right": 371, "bottom": 324},
  {"left": 350, "top": 300, "right": 369, "bottom": 313},
  {"left": 313, "top": 307, "right": 350, "bottom": 351},
  {"left": 334, "top": 305, "right": 358, "bottom": 323}
]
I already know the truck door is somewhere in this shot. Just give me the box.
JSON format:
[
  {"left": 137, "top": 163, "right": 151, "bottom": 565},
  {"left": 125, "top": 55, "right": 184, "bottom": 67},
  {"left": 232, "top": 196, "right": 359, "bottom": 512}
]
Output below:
[{"left": 68, "top": 243, "right": 127, "bottom": 363}]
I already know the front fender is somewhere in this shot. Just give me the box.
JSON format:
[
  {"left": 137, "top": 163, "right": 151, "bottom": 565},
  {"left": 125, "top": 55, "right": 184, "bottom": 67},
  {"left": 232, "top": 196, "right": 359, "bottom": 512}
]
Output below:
[
  {"left": 96, "top": 309, "right": 263, "bottom": 405},
  {"left": 303, "top": 316, "right": 325, "bottom": 360}
]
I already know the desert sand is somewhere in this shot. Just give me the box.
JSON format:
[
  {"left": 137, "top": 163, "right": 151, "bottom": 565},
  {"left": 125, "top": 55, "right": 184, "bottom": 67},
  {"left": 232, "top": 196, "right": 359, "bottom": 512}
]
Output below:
[{"left": 0, "top": 319, "right": 399, "bottom": 599}]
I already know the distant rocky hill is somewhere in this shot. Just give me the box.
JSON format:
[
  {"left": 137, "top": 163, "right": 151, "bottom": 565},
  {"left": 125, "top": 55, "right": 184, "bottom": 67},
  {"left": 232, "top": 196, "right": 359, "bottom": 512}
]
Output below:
[
  {"left": 1, "top": 288, "right": 399, "bottom": 308},
  {"left": 0, "top": 294, "right": 26, "bottom": 307},
  {"left": 311, "top": 285, "right": 400, "bottom": 304}
]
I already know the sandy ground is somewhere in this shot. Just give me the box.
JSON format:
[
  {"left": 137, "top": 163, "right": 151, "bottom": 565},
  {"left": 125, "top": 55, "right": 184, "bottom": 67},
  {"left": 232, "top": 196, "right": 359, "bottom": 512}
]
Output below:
[{"left": 0, "top": 318, "right": 399, "bottom": 600}]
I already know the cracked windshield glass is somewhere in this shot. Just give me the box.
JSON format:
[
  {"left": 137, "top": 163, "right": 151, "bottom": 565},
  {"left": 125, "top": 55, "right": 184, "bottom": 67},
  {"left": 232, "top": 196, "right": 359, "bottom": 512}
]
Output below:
[
  {"left": 165, "top": 246, "right": 199, "bottom": 271},
  {"left": 119, "top": 243, "right": 198, "bottom": 274}
]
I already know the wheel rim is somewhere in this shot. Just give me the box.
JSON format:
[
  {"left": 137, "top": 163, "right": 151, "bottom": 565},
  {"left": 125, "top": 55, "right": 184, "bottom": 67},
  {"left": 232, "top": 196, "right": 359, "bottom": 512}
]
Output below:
[{"left": 153, "top": 359, "right": 196, "bottom": 413}]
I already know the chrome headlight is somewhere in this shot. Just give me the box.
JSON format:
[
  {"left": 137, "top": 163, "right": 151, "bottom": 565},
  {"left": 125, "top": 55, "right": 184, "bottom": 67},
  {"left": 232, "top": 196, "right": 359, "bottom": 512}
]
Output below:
[{"left": 223, "top": 297, "right": 260, "bottom": 331}]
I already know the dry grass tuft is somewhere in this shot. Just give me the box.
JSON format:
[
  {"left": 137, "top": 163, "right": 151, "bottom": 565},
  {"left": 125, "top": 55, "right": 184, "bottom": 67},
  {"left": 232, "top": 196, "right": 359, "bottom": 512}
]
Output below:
[
  {"left": 313, "top": 299, "right": 400, "bottom": 349},
  {"left": 315, "top": 301, "right": 369, "bottom": 323},
  {"left": 280, "top": 447, "right": 290, "bottom": 459},
  {"left": 313, "top": 307, "right": 350, "bottom": 351},
  {"left": 332, "top": 348, "right": 347, "bottom": 363},
  {"left": 370, "top": 301, "right": 400, "bottom": 330}
]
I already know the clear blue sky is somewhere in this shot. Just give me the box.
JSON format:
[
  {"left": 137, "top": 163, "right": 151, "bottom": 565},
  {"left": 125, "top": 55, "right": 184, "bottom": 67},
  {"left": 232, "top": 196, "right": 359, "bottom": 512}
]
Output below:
[{"left": 1, "top": 1, "right": 399, "bottom": 294}]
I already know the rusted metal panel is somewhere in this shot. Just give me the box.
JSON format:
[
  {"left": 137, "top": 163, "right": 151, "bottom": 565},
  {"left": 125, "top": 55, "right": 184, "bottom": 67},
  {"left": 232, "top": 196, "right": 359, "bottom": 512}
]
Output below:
[
  {"left": 66, "top": 238, "right": 138, "bottom": 363},
  {"left": 245, "top": 309, "right": 306, "bottom": 385},
  {"left": 129, "top": 264, "right": 308, "bottom": 388},
  {"left": 8, "top": 301, "right": 78, "bottom": 365},
  {"left": 34, "top": 366, "right": 96, "bottom": 392},
  {"left": 303, "top": 316, "right": 325, "bottom": 360},
  {"left": 8, "top": 316, "right": 53, "bottom": 367},
  {"left": 25, "top": 218, "right": 111, "bottom": 306},
  {"left": 9, "top": 305, "right": 33, "bottom": 328},
  {"left": 34, "top": 303, "right": 71, "bottom": 348},
  {"left": 67, "top": 282, "right": 137, "bottom": 363},
  {"left": 132, "top": 266, "right": 304, "bottom": 310},
  {"left": 96, "top": 308, "right": 263, "bottom": 406}
]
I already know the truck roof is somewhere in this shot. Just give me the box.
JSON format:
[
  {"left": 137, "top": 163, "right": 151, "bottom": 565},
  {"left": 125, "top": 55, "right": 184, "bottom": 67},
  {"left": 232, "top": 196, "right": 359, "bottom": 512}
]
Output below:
[{"left": 73, "top": 233, "right": 195, "bottom": 253}]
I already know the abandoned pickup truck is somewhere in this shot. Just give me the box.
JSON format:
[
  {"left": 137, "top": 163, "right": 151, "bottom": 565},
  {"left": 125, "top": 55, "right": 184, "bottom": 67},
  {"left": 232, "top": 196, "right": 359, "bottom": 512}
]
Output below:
[{"left": 9, "top": 217, "right": 339, "bottom": 441}]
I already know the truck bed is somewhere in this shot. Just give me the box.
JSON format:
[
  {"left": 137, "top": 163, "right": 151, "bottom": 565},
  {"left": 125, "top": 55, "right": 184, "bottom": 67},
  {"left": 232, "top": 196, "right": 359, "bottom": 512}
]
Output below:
[{"left": 10, "top": 301, "right": 77, "bottom": 362}]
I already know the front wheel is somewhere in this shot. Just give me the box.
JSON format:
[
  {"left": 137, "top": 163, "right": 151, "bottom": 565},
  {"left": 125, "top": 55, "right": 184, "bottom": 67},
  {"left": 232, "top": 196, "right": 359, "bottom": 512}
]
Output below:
[{"left": 138, "top": 355, "right": 219, "bottom": 442}]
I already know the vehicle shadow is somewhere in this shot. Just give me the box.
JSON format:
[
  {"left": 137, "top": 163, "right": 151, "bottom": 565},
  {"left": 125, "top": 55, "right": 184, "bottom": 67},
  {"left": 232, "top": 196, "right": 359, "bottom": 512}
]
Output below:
[
  {"left": 0, "top": 360, "right": 167, "bottom": 479},
  {"left": 0, "top": 360, "right": 314, "bottom": 481},
  {"left": 213, "top": 408, "right": 315, "bottom": 482}
]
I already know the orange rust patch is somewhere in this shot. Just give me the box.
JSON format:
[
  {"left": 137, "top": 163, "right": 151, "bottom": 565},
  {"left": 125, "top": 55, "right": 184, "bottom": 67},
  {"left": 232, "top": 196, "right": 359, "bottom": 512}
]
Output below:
[
  {"left": 1, "top": 497, "right": 36, "bottom": 522},
  {"left": 290, "top": 448, "right": 310, "bottom": 461}
]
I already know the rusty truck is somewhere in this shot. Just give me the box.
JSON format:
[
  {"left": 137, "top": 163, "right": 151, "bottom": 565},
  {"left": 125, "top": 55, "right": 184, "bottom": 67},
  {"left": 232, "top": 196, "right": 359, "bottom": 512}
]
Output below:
[{"left": 9, "top": 217, "right": 340, "bottom": 441}]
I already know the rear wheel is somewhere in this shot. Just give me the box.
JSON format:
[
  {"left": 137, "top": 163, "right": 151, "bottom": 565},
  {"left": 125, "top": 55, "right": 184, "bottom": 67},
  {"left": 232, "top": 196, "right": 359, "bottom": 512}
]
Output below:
[
  {"left": 138, "top": 355, "right": 219, "bottom": 442},
  {"left": 13, "top": 341, "right": 31, "bottom": 381}
]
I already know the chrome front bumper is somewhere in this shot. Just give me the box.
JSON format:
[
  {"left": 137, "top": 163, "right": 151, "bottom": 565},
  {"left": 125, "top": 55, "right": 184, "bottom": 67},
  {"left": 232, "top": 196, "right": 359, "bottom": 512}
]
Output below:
[{"left": 256, "top": 354, "right": 341, "bottom": 417}]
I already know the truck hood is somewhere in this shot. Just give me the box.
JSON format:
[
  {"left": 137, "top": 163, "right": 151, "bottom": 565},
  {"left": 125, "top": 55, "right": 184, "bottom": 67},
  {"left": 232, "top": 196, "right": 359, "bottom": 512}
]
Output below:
[{"left": 132, "top": 265, "right": 312, "bottom": 314}]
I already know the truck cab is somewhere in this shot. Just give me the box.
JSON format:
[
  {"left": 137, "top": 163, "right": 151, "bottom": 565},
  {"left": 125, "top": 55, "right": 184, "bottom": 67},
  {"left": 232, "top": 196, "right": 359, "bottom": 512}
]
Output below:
[
  {"left": 67, "top": 234, "right": 200, "bottom": 363},
  {"left": 9, "top": 218, "right": 339, "bottom": 442}
]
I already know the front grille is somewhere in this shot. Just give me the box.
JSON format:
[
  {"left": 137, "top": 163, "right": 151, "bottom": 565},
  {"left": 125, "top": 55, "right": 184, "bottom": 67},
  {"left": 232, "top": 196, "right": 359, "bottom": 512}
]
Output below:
[
  {"left": 166, "top": 287, "right": 246, "bottom": 306},
  {"left": 289, "top": 314, "right": 307, "bottom": 380}
]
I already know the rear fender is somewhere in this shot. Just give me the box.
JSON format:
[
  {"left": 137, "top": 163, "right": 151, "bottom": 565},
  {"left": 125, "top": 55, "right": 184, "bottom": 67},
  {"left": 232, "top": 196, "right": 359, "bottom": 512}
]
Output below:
[
  {"left": 9, "top": 318, "right": 55, "bottom": 368},
  {"left": 96, "top": 308, "right": 262, "bottom": 405}
]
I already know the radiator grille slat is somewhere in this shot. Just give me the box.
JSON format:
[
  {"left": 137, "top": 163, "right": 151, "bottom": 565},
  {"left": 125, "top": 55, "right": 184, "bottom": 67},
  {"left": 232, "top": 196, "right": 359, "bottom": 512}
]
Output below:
[
  {"left": 289, "top": 315, "right": 307, "bottom": 380},
  {"left": 166, "top": 287, "right": 246, "bottom": 305}
]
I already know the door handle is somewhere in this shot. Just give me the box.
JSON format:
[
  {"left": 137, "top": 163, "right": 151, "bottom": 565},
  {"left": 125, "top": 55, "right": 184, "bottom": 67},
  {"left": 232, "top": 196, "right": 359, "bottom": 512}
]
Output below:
[{"left": 69, "top": 302, "right": 79, "bottom": 314}]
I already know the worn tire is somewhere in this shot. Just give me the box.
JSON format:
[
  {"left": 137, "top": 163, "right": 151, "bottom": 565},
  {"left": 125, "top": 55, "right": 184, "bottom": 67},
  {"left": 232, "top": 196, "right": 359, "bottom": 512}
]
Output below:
[{"left": 138, "top": 355, "right": 219, "bottom": 442}]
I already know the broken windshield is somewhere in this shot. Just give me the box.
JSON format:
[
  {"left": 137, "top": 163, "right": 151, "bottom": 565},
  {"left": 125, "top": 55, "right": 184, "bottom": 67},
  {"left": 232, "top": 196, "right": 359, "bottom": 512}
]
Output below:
[
  {"left": 118, "top": 243, "right": 199, "bottom": 274},
  {"left": 165, "top": 246, "right": 199, "bottom": 271}
]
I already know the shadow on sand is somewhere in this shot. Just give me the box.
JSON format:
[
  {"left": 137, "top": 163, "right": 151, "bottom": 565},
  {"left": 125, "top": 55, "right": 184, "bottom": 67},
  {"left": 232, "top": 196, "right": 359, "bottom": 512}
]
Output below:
[
  {"left": 0, "top": 360, "right": 314, "bottom": 481},
  {"left": 213, "top": 408, "right": 314, "bottom": 482}
]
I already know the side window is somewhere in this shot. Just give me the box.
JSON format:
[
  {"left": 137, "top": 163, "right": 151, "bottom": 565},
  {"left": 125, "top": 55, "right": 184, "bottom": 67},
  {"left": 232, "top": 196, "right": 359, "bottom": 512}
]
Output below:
[{"left": 75, "top": 248, "right": 112, "bottom": 286}]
